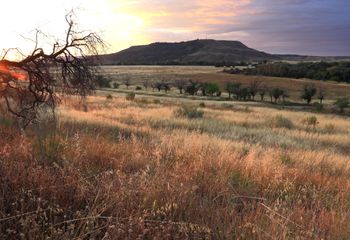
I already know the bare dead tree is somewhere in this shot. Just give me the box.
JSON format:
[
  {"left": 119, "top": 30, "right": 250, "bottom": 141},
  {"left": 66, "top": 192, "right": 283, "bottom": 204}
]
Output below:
[
  {"left": 248, "top": 80, "right": 261, "bottom": 101},
  {"left": 174, "top": 79, "right": 186, "bottom": 94},
  {"left": 317, "top": 86, "right": 326, "bottom": 104},
  {"left": 123, "top": 77, "right": 131, "bottom": 89},
  {"left": 142, "top": 79, "right": 149, "bottom": 90},
  {"left": 154, "top": 81, "right": 163, "bottom": 92},
  {"left": 0, "top": 13, "right": 104, "bottom": 126},
  {"left": 259, "top": 84, "right": 268, "bottom": 101},
  {"left": 162, "top": 81, "right": 171, "bottom": 93},
  {"left": 185, "top": 80, "right": 201, "bottom": 96}
]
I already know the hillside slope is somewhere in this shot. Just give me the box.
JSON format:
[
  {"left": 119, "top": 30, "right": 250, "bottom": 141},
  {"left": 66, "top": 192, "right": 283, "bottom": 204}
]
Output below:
[{"left": 98, "top": 39, "right": 276, "bottom": 65}]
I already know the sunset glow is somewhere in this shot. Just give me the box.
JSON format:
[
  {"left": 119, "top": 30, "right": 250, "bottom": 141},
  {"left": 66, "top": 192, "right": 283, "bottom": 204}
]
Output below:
[
  {"left": 0, "top": 64, "right": 27, "bottom": 81},
  {"left": 0, "top": 0, "right": 349, "bottom": 56}
]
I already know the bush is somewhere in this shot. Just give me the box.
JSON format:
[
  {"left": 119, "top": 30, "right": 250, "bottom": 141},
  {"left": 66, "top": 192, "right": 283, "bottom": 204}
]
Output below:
[
  {"left": 96, "top": 75, "right": 111, "bottom": 88},
  {"left": 323, "top": 123, "right": 336, "bottom": 134},
  {"left": 126, "top": 92, "right": 136, "bottom": 101},
  {"left": 33, "top": 130, "right": 64, "bottom": 167},
  {"left": 302, "top": 116, "right": 319, "bottom": 128},
  {"left": 174, "top": 105, "right": 204, "bottom": 119},
  {"left": 266, "top": 115, "right": 294, "bottom": 129},
  {"left": 243, "top": 106, "right": 251, "bottom": 113},
  {"left": 106, "top": 94, "right": 113, "bottom": 100},
  {"left": 199, "top": 102, "right": 206, "bottom": 108},
  {"left": 334, "top": 98, "right": 349, "bottom": 113},
  {"left": 221, "top": 103, "right": 234, "bottom": 109},
  {"left": 229, "top": 171, "right": 258, "bottom": 193},
  {"left": 153, "top": 99, "right": 161, "bottom": 104},
  {"left": 135, "top": 86, "right": 142, "bottom": 91},
  {"left": 135, "top": 98, "right": 149, "bottom": 104},
  {"left": 280, "top": 153, "right": 295, "bottom": 166},
  {"left": 113, "top": 82, "right": 120, "bottom": 89},
  {"left": 313, "top": 102, "right": 324, "bottom": 112}
]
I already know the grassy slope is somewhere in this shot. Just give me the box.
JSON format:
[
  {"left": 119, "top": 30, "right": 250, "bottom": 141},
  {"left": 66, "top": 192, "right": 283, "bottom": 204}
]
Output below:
[
  {"left": 1, "top": 94, "right": 350, "bottom": 239},
  {"left": 101, "top": 65, "right": 350, "bottom": 101}
]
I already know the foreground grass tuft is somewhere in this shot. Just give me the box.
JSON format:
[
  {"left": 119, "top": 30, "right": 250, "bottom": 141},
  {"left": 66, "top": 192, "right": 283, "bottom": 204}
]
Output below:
[{"left": 174, "top": 105, "right": 204, "bottom": 119}]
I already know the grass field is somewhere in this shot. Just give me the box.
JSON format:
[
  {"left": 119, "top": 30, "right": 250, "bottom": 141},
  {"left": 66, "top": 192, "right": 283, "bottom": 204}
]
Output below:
[
  {"left": 1, "top": 89, "right": 350, "bottom": 239},
  {"left": 101, "top": 65, "right": 350, "bottom": 101}
]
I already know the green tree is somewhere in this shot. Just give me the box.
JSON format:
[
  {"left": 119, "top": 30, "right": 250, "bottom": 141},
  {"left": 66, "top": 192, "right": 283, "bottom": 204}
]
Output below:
[
  {"left": 225, "top": 82, "right": 241, "bottom": 100},
  {"left": 270, "top": 88, "right": 285, "bottom": 103},
  {"left": 202, "top": 82, "right": 220, "bottom": 96},
  {"left": 96, "top": 75, "right": 111, "bottom": 88},
  {"left": 334, "top": 98, "right": 349, "bottom": 113},
  {"left": 301, "top": 84, "right": 317, "bottom": 104},
  {"left": 237, "top": 87, "right": 250, "bottom": 101}
]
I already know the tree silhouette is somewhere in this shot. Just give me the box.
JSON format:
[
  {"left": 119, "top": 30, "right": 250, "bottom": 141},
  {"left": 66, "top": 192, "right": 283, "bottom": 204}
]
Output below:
[
  {"left": 301, "top": 84, "right": 317, "bottom": 104},
  {"left": 0, "top": 13, "right": 104, "bottom": 126},
  {"left": 248, "top": 80, "right": 261, "bottom": 101}
]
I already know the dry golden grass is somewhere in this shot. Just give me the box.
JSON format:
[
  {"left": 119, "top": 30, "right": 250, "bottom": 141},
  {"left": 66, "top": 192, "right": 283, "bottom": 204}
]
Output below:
[
  {"left": 1, "top": 94, "right": 350, "bottom": 239},
  {"left": 101, "top": 65, "right": 350, "bottom": 101}
]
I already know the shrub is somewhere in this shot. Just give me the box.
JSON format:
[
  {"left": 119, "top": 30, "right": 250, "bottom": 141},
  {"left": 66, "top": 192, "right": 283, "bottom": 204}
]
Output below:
[
  {"left": 96, "top": 75, "right": 111, "bottom": 88},
  {"left": 229, "top": 171, "right": 258, "bottom": 193},
  {"left": 243, "top": 106, "right": 251, "bottom": 113},
  {"left": 334, "top": 98, "right": 349, "bottom": 113},
  {"left": 221, "top": 103, "right": 234, "bottom": 109},
  {"left": 302, "top": 116, "right": 319, "bottom": 128},
  {"left": 174, "top": 105, "right": 204, "bottom": 119},
  {"left": 323, "top": 123, "right": 336, "bottom": 134},
  {"left": 266, "top": 115, "right": 294, "bottom": 129},
  {"left": 199, "top": 102, "right": 206, "bottom": 108},
  {"left": 135, "top": 86, "right": 142, "bottom": 91},
  {"left": 106, "top": 94, "right": 113, "bottom": 100},
  {"left": 126, "top": 92, "right": 136, "bottom": 101},
  {"left": 113, "top": 82, "right": 120, "bottom": 89},
  {"left": 135, "top": 98, "right": 148, "bottom": 104},
  {"left": 153, "top": 99, "right": 161, "bottom": 104},
  {"left": 33, "top": 131, "right": 64, "bottom": 167},
  {"left": 280, "top": 153, "right": 295, "bottom": 166},
  {"left": 313, "top": 102, "right": 324, "bottom": 112}
]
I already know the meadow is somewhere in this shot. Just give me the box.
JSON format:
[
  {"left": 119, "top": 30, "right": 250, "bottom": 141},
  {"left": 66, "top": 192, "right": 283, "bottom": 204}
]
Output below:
[
  {"left": 101, "top": 66, "right": 350, "bottom": 101},
  {"left": 1, "top": 85, "right": 350, "bottom": 239}
]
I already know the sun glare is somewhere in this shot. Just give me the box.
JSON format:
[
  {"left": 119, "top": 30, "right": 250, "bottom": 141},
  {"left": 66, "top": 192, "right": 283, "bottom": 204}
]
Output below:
[{"left": 0, "top": 0, "right": 150, "bottom": 57}]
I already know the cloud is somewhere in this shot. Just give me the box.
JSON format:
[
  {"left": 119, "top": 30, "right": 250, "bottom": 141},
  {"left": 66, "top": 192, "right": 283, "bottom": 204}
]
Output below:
[
  {"left": 1, "top": 0, "right": 349, "bottom": 56},
  {"left": 119, "top": 0, "right": 350, "bottom": 56}
]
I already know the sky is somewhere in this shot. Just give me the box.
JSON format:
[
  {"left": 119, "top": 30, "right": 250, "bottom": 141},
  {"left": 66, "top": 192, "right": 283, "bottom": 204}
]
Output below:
[{"left": 1, "top": 0, "right": 349, "bottom": 57}]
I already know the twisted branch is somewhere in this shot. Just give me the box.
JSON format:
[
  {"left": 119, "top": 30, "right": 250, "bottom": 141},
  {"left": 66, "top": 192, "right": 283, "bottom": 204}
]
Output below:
[{"left": 0, "top": 13, "right": 104, "bottom": 126}]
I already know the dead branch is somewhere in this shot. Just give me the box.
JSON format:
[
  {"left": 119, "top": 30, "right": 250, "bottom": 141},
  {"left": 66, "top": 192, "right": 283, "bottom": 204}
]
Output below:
[{"left": 0, "top": 13, "right": 104, "bottom": 126}]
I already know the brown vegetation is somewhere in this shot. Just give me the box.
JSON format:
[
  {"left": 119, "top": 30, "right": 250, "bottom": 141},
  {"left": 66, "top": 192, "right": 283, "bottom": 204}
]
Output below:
[{"left": 1, "top": 95, "right": 350, "bottom": 239}]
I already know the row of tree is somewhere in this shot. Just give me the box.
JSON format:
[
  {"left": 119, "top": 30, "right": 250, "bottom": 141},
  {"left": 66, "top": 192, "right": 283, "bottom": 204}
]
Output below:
[
  {"left": 100, "top": 77, "right": 330, "bottom": 105},
  {"left": 236, "top": 62, "right": 350, "bottom": 83},
  {"left": 147, "top": 80, "right": 222, "bottom": 96}
]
